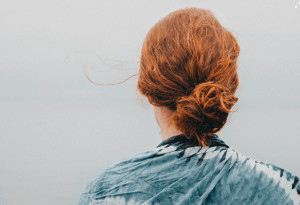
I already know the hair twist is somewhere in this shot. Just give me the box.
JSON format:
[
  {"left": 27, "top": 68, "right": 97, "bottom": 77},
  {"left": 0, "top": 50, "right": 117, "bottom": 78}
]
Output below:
[{"left": 171, "top": 82, "right": 238, "bottom": 146}]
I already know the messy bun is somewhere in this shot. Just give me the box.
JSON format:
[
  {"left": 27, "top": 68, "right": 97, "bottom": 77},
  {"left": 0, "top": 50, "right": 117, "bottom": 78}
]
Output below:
[
  {"left": 137, "top": 8, "right": 240, "bottom": 146},
  {"left": 172, "top": 82, "right": 238, "bottom": 146}
]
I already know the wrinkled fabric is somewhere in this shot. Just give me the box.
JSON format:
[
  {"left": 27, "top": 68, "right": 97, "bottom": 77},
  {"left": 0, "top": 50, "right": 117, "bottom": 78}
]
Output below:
[{"left": 78, "top": 134, "right": 300, "bottom": 205}]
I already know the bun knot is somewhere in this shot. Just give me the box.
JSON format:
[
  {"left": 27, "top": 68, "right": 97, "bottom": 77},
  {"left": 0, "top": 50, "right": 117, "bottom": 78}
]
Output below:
[{"left": 171, "top": 81, "right": 238, "bottom": 146}]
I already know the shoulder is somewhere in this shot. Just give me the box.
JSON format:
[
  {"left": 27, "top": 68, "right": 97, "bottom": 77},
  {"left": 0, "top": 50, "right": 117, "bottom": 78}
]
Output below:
[
  {"left": 78, "top": 149, "right": 161, "bottom": 205},
  {"left": 215, "top": 147, "right": 300, "bottom": 204}
]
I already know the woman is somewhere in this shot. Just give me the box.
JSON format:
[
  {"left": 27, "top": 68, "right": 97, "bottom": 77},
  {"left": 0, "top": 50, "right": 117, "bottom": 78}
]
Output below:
[{"left": 78, "top": 8, "right": 300, "bottom": 205}]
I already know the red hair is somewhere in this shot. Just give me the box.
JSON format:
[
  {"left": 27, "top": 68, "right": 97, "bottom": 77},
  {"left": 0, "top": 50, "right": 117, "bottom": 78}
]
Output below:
[{"left": 137, "top": 8, "right": 240, "bottom": 146}]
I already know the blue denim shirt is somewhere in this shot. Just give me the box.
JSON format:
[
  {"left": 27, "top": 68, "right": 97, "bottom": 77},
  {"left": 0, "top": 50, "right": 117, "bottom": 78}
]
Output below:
[{"left": 78, "top": 134, "right": 300, "bottom": 205}]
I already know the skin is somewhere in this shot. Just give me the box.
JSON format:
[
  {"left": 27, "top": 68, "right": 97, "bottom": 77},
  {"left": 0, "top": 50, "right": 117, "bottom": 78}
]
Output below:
[{"left": 153, "top": 106, "right": 220, "bottom": 141}]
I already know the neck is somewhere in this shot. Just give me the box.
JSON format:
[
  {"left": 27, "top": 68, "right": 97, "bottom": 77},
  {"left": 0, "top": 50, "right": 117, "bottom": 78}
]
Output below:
[
  {"left": 154, "top": 106, "right": 183, "bottom": 141},
  {"left": 154, "top": 106, "right": 221, "bottom": 141},
  {"left": 160, "top": 124, "right": 183, "bottom": 141}
]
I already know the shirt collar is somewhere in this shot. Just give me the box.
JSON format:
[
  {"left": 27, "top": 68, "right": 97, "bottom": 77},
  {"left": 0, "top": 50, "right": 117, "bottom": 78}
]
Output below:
[{"left": 156, "top": 133, "right": 229, "bottom": 148}]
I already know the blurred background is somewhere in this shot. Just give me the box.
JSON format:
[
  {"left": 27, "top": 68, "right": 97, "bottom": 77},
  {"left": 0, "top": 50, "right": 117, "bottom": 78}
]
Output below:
[{"left": 0, "top": 0, "right": 299, "bottom": 204}]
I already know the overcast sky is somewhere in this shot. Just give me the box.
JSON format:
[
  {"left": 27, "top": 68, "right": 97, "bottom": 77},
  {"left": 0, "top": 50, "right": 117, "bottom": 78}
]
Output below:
[{"left": 0, "top": 0, "right": 299, "bottom": 204}]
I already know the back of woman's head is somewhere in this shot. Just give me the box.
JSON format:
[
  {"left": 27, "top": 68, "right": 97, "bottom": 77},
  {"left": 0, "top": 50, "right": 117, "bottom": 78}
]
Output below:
[{"left": 137, "top": 8, "right": 240, "bottom": 147}]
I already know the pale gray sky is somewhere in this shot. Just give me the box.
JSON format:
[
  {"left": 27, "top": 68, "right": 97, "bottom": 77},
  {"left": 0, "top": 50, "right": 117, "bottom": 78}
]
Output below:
[{"left": 0, "top": 0, "right": 299, "bottom": 204}]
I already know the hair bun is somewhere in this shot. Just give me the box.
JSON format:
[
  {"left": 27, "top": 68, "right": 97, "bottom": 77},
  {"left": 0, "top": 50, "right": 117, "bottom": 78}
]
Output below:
[{"left": 171, "top": 81, "right": 238, "bottom": 146}]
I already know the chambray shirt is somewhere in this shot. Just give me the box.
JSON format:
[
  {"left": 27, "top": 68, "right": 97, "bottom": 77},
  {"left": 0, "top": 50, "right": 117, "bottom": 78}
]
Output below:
[{"left": 78, "top": 134, "right": 300, "bottom": 205}]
